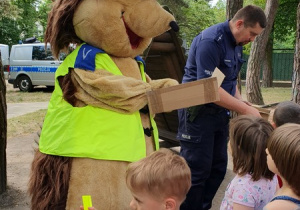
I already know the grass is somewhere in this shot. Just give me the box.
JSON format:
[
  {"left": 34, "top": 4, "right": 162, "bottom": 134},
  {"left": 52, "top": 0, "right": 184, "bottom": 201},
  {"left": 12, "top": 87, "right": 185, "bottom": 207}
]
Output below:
[
  {"left": 6, "top": 85, "right": 292, "bottom": 139},
  {"left": 6, "top": 88, "right": 52, "bottom": 103},
  {"left": 7, "top": 109, "right": 47, "bottom": 139},
  {"left": 6, "top": 84, "right": 50, "bottom": 138},
  {"left": 241, "top": 86, "right": 292, "bottom": 105}
]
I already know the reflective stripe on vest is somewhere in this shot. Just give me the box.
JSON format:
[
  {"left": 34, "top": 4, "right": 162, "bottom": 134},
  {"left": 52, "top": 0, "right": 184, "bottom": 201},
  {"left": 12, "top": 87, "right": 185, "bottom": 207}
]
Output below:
[{"left": 39, "top": 44, "right": 159, "bottom": 162}]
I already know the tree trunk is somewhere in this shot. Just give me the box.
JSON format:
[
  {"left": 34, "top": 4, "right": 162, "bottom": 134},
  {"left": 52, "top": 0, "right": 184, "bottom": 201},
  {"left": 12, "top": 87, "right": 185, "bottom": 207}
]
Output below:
[
  {"left": 292, "top": 2, "right": 300, "bottom": 104},
  {"left": 246, "top": 0, "right": 279, "bottom": 105},
  {"left": 0, "top": 53, "right": 7, "bottom": 194},
  {"left": 262, "top": 29, "right": 273, "bottom": 88},
  {"left": 226, "top": 0, "right": 243, "bottom": 94},
  {"left": 226, "top": 0, "right": 243, "bottom": 19}
]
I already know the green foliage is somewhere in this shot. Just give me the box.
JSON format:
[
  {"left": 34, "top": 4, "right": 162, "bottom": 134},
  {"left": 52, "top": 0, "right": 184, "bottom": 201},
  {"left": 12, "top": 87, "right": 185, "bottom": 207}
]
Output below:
[
  {"left": 159, "top": 0, "right": 224, "bottom": 47},
  {"left": 0, "top": 18, "right": 22, "bottom": 46},
  {"left": 0, "top": 0, "right": 22, "bottom": 45},
  {"left": 0, "top": 0, "right": 52, "bottom": 46},
  {"left": 212, "top": 0, "right": 226, "bottom": 23},
  {"left": 273, "top": 32, "right": 296, "bottom": 49},
  {"left": 244, "top": 0, "right": 265, "bottom": 8},
  {"left": 36, "top": 0, "right": 52, "bottom": 42},
  {"left": 158, "top": 0, "right": 188, "bottom": 24},
  {"left": 274, "top": 0, "right": 298, "bottom": 45},
  {"left": 179, "top": 0, "right": 216, "bottom": 46},
  {"left": 12, "top": 0, "right": 39, "bottom": 41},
  {"left": 0, "top": 0, "right": 21, "bottom": 20}
]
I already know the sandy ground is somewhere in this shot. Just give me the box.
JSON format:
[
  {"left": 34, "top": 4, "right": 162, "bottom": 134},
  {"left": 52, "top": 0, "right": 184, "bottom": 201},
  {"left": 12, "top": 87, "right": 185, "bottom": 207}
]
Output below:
[{"left": 0, "top": 134, "right": 37, "bottom": 210}]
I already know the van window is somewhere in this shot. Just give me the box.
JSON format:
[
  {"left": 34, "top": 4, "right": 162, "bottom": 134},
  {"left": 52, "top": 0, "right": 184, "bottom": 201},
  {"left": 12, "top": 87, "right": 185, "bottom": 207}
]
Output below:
[
  {"left": 14, "top": 46, "right": 32, "bottom": 60},
  {"left": 32, "top": 46, "right": 54, "bottom": 60}
]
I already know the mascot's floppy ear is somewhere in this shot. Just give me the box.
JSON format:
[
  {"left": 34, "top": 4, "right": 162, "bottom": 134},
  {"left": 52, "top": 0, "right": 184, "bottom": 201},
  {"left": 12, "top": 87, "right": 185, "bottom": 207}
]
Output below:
[{"left": 45, "top": 0, "right": 82, "bottom": 59}]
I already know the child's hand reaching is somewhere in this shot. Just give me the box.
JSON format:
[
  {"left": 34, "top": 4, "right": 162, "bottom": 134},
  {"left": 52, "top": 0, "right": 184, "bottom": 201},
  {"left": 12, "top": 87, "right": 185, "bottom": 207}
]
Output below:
[{"left": 80, "top": 206, "right": 95, "bottom": 210}]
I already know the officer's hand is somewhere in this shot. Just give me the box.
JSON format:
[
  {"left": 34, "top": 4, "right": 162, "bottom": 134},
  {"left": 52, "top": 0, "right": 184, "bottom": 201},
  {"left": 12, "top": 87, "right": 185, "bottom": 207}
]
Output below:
[
  {"left": 243, "top": 106, "right": 261, "bottom": 117},
  {"left": 241, "top": 100, "right": 252, "bottom": 106}
]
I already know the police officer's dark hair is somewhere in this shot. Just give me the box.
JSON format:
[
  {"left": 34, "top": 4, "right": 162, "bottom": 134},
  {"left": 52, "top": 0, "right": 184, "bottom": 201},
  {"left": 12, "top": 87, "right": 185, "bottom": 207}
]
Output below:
[
  {"left": 273, "top": 101, "right": 300, "bottom": 127},
  {"left": 229, "top": 115, "right": 274, "bottom": 181},
  {"left": 232, "top": 5, "right": 266, "bottom": 28}
]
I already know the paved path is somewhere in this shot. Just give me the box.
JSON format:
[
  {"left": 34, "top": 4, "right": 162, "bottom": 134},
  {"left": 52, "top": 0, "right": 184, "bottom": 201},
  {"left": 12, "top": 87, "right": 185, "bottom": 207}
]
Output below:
[{"left": 7, "top": 102, "right": 48, "bottom": 119}]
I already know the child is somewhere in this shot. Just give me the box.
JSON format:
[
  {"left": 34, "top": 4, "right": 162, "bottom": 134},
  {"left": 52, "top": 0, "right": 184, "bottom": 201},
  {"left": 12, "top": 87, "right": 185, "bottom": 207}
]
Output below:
[
  {"left": 80, "top": 148, "right": 191, "bottom": 210},
  {"left": 271, "top": 101, "right": 300, "bottom": 128},
  {"left": 264, "top": 123, "right": 300, "bottom": 210},
  {"left": 126, "top": 148, "right": 191, "bottom": 210},
  {"left": 270, "top": 101, "right": 300, "bottom": 188},
  {"left": 220, "top": 115, "right": 277, "bottom": 210}
]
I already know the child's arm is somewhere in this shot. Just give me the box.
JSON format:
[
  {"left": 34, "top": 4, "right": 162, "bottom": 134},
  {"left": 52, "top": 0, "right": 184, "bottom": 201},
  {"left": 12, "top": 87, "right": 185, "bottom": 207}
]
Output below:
[
  {"left": 233, "top": 203, "right": 254, "bottom": 210},
  {"left": 263, "top": 200, "right": 297, "bottom": 210},
  {"left": 81, "top": 195, "right": 94, "bottom": 210}
]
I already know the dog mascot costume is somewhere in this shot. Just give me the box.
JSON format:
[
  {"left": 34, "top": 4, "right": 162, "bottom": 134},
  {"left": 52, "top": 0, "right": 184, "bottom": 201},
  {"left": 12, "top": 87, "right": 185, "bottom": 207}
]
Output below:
[{"left": 28, "top": 0, "right": 179, "bottom": 209}]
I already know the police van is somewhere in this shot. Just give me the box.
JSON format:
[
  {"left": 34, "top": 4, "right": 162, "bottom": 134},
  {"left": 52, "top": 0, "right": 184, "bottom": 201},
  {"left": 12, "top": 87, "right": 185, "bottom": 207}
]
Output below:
[
  {"left": 0, "top": 44, "right": 10, "bottom": 79},
  {"left": 8, "top": 42, "right": 65, "bottom": 91}
]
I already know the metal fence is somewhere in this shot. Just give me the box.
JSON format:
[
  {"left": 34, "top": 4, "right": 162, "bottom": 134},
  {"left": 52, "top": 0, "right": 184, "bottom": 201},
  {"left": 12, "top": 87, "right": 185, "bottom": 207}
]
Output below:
[{"left": 240, "top": 49, "right": 294, "bottom": 81}]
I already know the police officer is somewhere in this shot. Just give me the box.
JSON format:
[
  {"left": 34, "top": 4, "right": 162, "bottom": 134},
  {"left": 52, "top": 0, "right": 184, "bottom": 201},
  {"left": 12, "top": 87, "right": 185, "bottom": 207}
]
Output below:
[{"left": 177, "top": 5, "right": 266, "bottom": 210}]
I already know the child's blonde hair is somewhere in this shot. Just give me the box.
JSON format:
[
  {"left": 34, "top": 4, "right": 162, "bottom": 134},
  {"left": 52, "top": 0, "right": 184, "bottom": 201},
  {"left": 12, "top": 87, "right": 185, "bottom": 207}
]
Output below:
[
  {"left": 126, "top": 148, "right": 191, "bottom": 202},
  {"left": 267, "top": 123, "right": 300, "bottom": 196},
  {"left": 230, "top": 115, "right": 274, "bottom": 181}
]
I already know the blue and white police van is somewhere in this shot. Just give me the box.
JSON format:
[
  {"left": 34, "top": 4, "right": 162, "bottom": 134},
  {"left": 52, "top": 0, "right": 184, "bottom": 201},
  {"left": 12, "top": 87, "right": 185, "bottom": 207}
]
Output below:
[{"left": 8, "top": 42, "right": 65, "bottom": 91}]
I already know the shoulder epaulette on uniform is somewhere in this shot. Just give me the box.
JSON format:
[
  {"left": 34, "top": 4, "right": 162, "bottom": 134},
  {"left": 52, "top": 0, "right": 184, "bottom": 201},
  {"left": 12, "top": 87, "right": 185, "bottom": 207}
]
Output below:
[
  {"left": 74, "top": 44, "right": 104, "bottom": 71},
  {"left": 214, "top": 33, "right": 223, "bottom": 43}
]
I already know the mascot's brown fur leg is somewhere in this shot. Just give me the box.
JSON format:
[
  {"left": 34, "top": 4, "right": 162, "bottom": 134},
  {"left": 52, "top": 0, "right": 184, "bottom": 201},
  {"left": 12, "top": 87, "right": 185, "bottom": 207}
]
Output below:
[
  {"left": 66, "top": 159, "right": 132, "bottom": 210},
  {"left": 29, "top": 150, "right": 72, "bottom": 210}
]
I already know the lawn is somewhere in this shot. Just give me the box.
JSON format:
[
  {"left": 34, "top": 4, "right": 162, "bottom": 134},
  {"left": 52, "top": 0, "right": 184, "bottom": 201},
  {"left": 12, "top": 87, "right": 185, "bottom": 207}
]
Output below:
[
  {"left": 7, "top": 109, "right": 46, "bottom": 139},
  {"left": 241, "top": 86, "right": 292, "bottom": 105},
  {"left": 6, "top": 88, "right": 52, "bottom": 103}
]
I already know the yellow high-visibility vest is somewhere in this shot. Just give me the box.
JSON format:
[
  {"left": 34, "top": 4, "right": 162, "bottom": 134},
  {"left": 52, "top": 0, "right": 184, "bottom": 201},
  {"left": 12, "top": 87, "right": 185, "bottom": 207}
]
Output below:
[{"left": 39, "top": 44, "right": 158, "bottom": 162}]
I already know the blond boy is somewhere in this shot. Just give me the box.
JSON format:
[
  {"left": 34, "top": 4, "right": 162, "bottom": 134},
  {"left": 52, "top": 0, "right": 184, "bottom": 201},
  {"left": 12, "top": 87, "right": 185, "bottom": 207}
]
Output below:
[{"left": 126, "top": 148, "right": 191, "bottom": 210}]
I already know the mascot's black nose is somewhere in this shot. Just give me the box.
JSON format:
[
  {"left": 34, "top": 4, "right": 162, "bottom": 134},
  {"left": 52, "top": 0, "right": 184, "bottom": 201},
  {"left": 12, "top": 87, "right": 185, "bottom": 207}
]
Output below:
[{"left": 169, "top": 21, "right": 179, "bottom": 32}]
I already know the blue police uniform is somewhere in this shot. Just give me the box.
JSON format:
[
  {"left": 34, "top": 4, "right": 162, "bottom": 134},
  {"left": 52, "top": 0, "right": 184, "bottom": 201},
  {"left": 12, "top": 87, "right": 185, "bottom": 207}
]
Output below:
[{"left": 177, "top": 20, "right": 245, "bottom": 210}]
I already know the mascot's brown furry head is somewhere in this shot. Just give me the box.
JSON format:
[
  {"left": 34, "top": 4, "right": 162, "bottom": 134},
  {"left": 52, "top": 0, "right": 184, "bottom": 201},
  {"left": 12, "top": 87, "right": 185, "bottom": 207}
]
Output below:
[
  {"left": 30, "top": 0, "right": 179, "bottom": 209},
  {"left": 46, "top": 0, "right": 178, "bottom": 58}
]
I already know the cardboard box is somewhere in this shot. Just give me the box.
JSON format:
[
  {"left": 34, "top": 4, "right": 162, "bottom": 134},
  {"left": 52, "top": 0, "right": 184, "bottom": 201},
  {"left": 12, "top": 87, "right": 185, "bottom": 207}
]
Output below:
[
  {"left": 147, "top": 77, "right": 220, "bottom": 115},
  {"left": 252, "top": 105, "right": 271, "bottom": 121}
]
